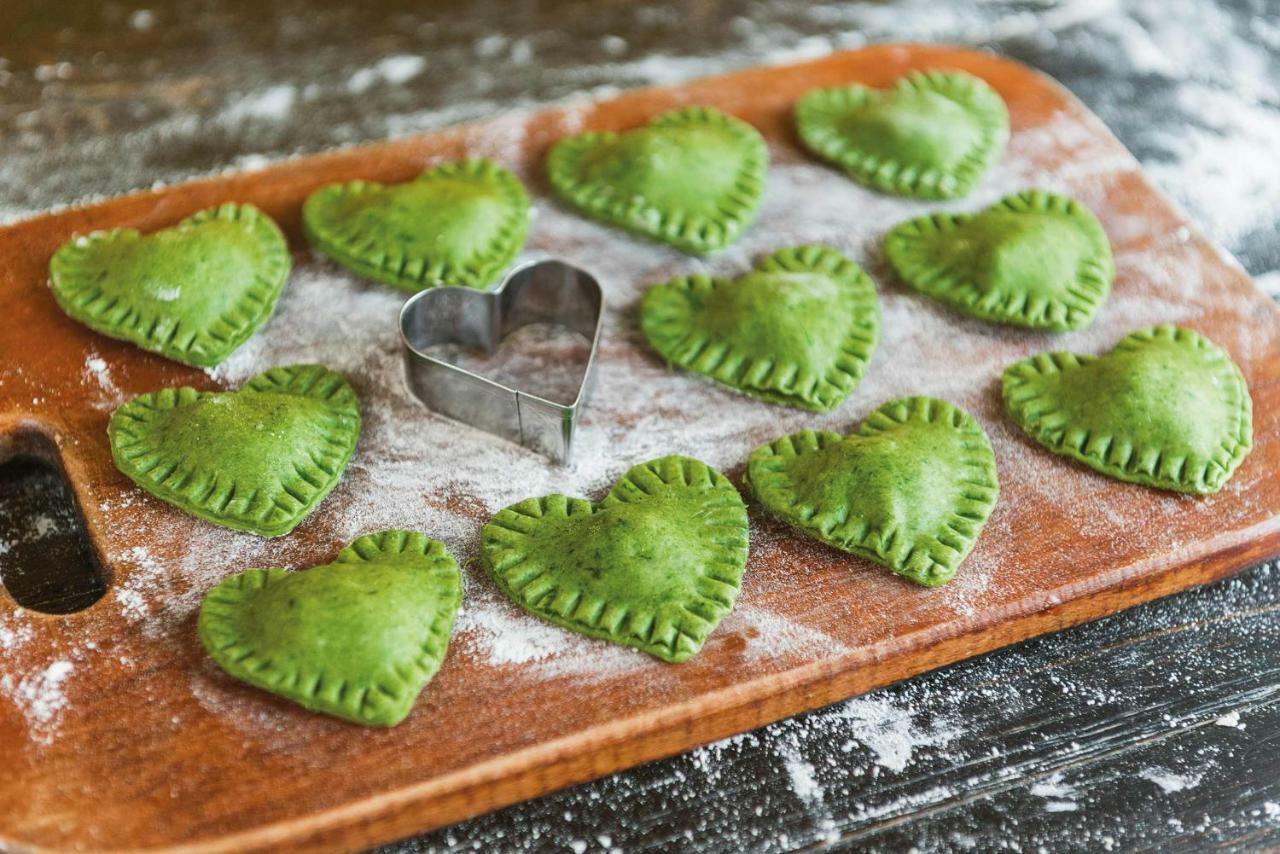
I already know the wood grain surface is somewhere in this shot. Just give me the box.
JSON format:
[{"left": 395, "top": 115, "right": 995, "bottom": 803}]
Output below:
[{"left": 1, "top": 45, "right": 1278, "bottom": 853}]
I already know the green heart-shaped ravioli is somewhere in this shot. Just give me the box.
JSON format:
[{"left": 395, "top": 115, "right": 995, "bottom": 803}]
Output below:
[
  {"left": 198, "top": 530, "right": 461, "bottom": 726},
  {"left": 748, "top": 397, "right": 999, "bottom": 586},
  {"left": 640, "top": 245, "right": 880, "bottom": 412},
  {"left": 886, "top": 189, "right": 1114, "bottom": 330},
  {"left": 1003, "top": 325, "right": 1252, "bottom": 494},
  {"left": 547, "top": 106, "right": 767, "bottom": 254},
  {"left": 303, "top": 158, "right": 529, "bottom": 291},
  {"left": 108, "top": 364, "right": 361, "bottom": 537},
  {"left": 796, "top": 70, "right": 1008, "bottom": 200},
  {"left": 49, "top": 203, "right": 290, "bottom": 368},
  {"left": 481, "top": 455, "right": 748, "bottom": 663}
]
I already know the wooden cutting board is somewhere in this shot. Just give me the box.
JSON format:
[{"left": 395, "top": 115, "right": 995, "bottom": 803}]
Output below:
[{"left": 2, "top": 44, "right": 1278, "bottom": 853}]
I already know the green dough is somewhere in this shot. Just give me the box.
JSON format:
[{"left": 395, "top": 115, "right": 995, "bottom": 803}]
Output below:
[
  {"left": 747, "top": 397, "right": 999, "bottom": 586},
  {"left": 640, "top": 245, "right": 880, "bottom": 412},
  {"left": 547, "top": 106, "right": 767, "bottom": 254},
  {"left": 795, "top": 70, "right": 1008, "bottom": 200},
  {"left": 885, "top": 189, "right": 1114, "bottom": 331},
  {"left": 481, "top": 455, "right": 749, "bottom": 663},
  {"left": 198, "top": 530, "right": 461, "bottom": 726},
  {"left": 108, "top": 364, "right": 361, "bottom": 537},
  {"left": 48, "top": 203, "right": 290, "bottom": 368},
  {"left": 302, "top": 158, "right": 530, "bottom": 291},
  {"left": 1003, "top": 325, "right": 1252, "bottom": 494}
]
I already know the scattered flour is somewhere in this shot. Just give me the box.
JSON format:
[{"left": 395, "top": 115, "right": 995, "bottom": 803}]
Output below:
[
  {"left": 1141, "top": 768, "right": 1203, "bottom": 793},
  {"left": 128, "top": 9, "right": 155, "bottom": 31},
  {"left": 29, "top": 514, "right": 61, "bottom": 538},
  {"left": 689, "top": 688, "right": 967, "bottom": 820},
  {"left": 1, "top": 661, "right": 75, "bottom": 745},
  {"left": 84, "top": 352, "right": 126, "bottom": 410},
  {"left": 1030, "top": 772, "right": 1079, "bottom": 812},
  {"left": 1145, "top": 84, "right": 1280, "bottom": 247},
  {"left": 220, "top": 84, "right": 298, "bottom": 123},
  {"left": 348, "top": 55, "right": 427, "bottom": 94},
  {"left": 453, "top": 590, "right": 643, "bottom": 679},
  {"left": 113, "top": 546, "right": 167, "bottom": 623},
  {"left": 1256, "top": 271, "right": 1280, "bottom": 298},
  {"left": 835, "top": 695, "right": 963, "bottom": 773},
  {"left": 1029, "top": 773, "right": 1077, "bottom": 799},
  {"left": 782, "top": 749, "right": 824, "bottom": 804},
  {"left": 1214, "top": 710, "right": 1244, "bottom": 728},
  {"left": 0, "top": 619, "right": 33, "bottom": 653}
]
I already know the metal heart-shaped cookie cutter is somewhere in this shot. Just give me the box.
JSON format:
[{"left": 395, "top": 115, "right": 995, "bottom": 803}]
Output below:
[{"left": 399, "top": 260, "right": 603, "bottom": 464}]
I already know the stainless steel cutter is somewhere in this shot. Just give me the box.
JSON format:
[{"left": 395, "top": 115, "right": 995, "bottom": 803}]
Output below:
[{"left": 398, "top": 260, "right": 604, "bottom": 464}]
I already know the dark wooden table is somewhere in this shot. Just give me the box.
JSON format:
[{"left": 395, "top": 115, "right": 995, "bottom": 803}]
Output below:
[{"left": 3, "top": 1, "right": 1279, "bottom": 850}]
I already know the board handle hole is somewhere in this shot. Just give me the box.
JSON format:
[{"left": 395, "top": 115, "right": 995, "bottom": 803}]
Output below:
[{"left": 0, "top": 451, "right": 107, "bottom": 615}]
